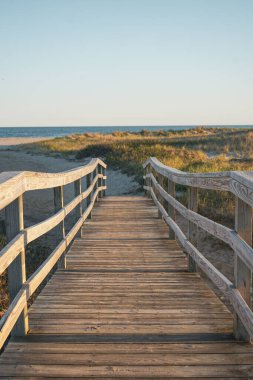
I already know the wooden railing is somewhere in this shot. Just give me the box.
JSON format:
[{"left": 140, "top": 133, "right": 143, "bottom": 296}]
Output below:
[
  {"left": 143, "top": 157, "right": 253, "bottom": 342},
  {"left": 0, "top": 158, "right": 106, "bottom": 349}
]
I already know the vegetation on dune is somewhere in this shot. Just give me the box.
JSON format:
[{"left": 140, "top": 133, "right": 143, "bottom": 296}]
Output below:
[
  {"left": 20, "top": 126, "right": 217, "bottom": 156},
  {"left": 23, "top": 127, "right": 253, "bottom": 164},
  {"left": 20, "top": 127, "right": 253, "bottom": 226},
  {"left": 76, "top": 139, "right": 208, "bottom": 178},
  {"left": 170, "top": 130, "right": 253, "bottom": 158}
]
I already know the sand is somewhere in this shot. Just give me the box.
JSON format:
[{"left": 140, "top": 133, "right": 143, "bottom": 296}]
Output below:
[
  {"left": 0, "top": 137, "right": 52, "bottom": 147},
  {"left": 0, "top": 147, "right": 140, "bottom": 229}
]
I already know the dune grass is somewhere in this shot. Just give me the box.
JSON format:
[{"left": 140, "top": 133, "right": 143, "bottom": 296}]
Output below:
[{"left": 21, "top": 127, "right": 253, "bottom": 226}]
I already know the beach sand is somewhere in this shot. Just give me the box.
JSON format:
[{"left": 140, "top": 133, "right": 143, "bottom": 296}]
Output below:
[
  {"left": 0, "top": 147, "right": 140, "bottom": 229},
  {"left": 0, "top": 137, "right": 53, "bottom": 148}
]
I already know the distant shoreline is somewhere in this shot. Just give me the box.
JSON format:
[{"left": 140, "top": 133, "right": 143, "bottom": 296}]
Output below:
[{"left": 0, "top": 125, "right": 252, "bottom": 139}]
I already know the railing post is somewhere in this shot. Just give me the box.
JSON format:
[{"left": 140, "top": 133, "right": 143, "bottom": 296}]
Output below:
[
  {"left": 167, "top": 179, "right": 176, "bottom": 240},
  {"left": 98, "top": 165, "right": 103, "bottom": 198},
  {"left": 5, "top": 195, "right": 29, "bottom": 336},
  {"left": 188, "top": 187, "right": 198, "bottom": 272},
  {"left": 87, "top": 172, "right": 92, "bottom": 219},
  {"left": 54, "top": 186, "right": 66, "bottom": 269},
  {"left": 95, "top": 166, "right": 99, "bottom": 202},
  {"left": 102, "top": 166, "right": 106, "bottom": 197},
  {"left": 74, "top": 178, "right": 82, "bottom": 238},
  {"left": 234, "top": 197, "right": 252, "bottom": 341},
  {"left": 152, "top": 169, "right": 161, "bottom": 219},
  {"left": 144, "top": 165, "right": 151, "bottom": 198},
  {"left": 157, "top": 173, "right": 164, "bottom": 219}
]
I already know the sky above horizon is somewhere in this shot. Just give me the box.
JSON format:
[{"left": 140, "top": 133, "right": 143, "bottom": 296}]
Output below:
[{"left": 0, "top": 0, "right": 253, "bottom": 127}]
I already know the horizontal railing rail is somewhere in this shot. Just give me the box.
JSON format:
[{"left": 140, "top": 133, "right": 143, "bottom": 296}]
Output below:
[
  {"left": 143, "top": 157, "right": 253, "bottom": 342},
  {"left": 0, "top": 158, "right": 107, "bottom": 350},
  {"left": 144, "top": 157, "right": 253, "bottom": 206}
]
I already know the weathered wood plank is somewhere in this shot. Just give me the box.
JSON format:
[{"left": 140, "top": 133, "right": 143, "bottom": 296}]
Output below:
[
  {"left": 74, "top": 178, "right": 82, "bottom": 238},
  {"left": 1, "top": 195, "right": 253, "bottom": 378},
  {"left": 0, "top": 187, "right": 106, "bottom": 350},
  {"left": 143, "top": 157, "right": 253, "bottom": 206},
  {"left": 188, "top": 186, "right": 198, "bottom": 272},
  {"left": 146, "top": 172, "right": 253, "bottom": 273},
  {"left": 5, "top": 195, "right": 28, "bottom": 336},
  {"left": 234, "top": 197, "right": 253, "bottom": 341},
  {"left": 0, "top": 158, "right": 106, "bottom": 210},
  {"left": 149, "top": 187, "right": 253, "bottom": 339},
  {"left": 54, "top": 185, "right": 66, "bottom": 269}
]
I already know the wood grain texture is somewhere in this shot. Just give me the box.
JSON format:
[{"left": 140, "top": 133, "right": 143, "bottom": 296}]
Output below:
[
  {"left": 24, "top": 173, "right": 103, "bottom": 244},
  {"left": 149, "top": 186, "right": 253, "bottom": 341},
  {"left": 0, "top": 186, "right": 106, "bottom": 350},
  {"left": 0, "top": 166, "right": 105, "bottom": 276},
  {"left": 234, "top": 197, "right": 253, "bottom": 341},
  {"left": 0, "top": 158, "right": 106, "bottom": 210},
  {"left": 144, "top": 157, "right": 253, "bottom": 206},
  {"left": 5, "top": 195, "right": 28, "bottom": 336},
  {"left": 54, "top": 186, "right": 66, "bottom": 269},
  {"left": 187, "top": 187, "right": 198, "bottom": 272},
  {"left": 145, "top": 159, "right": 253, "bottom": 342},
  {"left": 2, "top": 196, "right": 253, "bottom": 379},
  {"left": 74, "top": 178, "right": 82, "bottom": 238},
  {"left": 145, "top": 173, "right": 253, "bottom": 273},
  {"left": 167, "top": 178, "right": 176, "bottom": 239}
]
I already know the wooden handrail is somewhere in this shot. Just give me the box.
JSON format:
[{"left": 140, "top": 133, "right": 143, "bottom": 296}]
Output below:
[
  {"left": 146, "top": 172, "right": 253, "bottom": 271},
  {"left": 143, "top": 157, "right": 253, "bottom": 342},
  {"left": 0, "top": 158, "right": 107, "bottom": 349},
  {"left": 0, "top": 158, "right": 106, "bottom": 210},
  {"left": 144, "top": 157, "right": 253, "bottom": 207}
]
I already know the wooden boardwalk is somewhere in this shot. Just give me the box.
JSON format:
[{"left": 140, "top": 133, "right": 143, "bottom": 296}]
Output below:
[{"left": 1, "top": 196, "right": 253, "bottom": 378}]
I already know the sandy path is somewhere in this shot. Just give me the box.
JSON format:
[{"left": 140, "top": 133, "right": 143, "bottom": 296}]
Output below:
[
  {"left": 0, "top": 149, "right": 140, "bottom": 228},
  {"left": 0, "top": 137, "right": 53, "bottom": 148}
]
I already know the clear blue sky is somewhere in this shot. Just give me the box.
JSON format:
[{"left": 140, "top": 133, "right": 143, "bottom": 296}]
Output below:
[{"left": 0, "top": 0, "right": 253, "bottom": 127}]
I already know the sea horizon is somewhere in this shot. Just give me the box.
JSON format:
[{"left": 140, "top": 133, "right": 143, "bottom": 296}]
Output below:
[{"left": 0, "top": 124, "right": 252, "bottom": 138}]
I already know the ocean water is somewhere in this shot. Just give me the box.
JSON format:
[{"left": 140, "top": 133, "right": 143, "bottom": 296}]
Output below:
[{"left": 0, "top": 125, "right": 252, "bottom": 138}]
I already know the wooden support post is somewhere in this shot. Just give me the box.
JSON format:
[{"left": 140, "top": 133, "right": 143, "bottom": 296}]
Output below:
[
  {"left": 188, "top": 187, "right": 198, "bottom": 272},
  {"left": 234, "top": 197, "right": 252, "bottom": 341},
  {"left": 144, "top": 167, "right": 147, "bottom": 195},
  {"left": 168, "top": 179, "right": 176, "bottom": 240},
  {"left": 152, "top": 169, "right": 161, "bottom": 219},
  {"left": 87, "top": 173, "right": 92, "bottom": 219},
  {"left": 93, "top": 167, "right": 98, "bottom": 202},
  {"left": 144, "top": 165, "right": 150, "bottom": 197},
  {"left": 98, "top": 165, "right": 103, "bottom": 198},
  {"left": 146, "top": 165, "right": 152, "bottom": 198},
  {"left": 102, "top": 167, "right": 106, "bottom": 197},
  {"left": 95, "top": 166, "right": 99, "bottom": 202},
  {"left": 157, "top": 173, "right": 163, "bottom": 219},
  {"left": 5, "top": 195, "right": 29, "bottom": 336},
  {"left": 54, "top": 186, "right": 66, "bottom": 269},
  {"left": 74, "top": 179, "right": 82, "bottom": 238}
]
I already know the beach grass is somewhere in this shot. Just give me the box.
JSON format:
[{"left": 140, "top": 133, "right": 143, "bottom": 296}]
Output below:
[{"left": 20, "top": 127, "right": 253, "bottom": 225}]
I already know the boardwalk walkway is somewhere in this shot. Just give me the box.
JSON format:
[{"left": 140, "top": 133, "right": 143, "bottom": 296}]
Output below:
[{"left": 1, "top": 196, "right": 253, "bottom": 378}]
